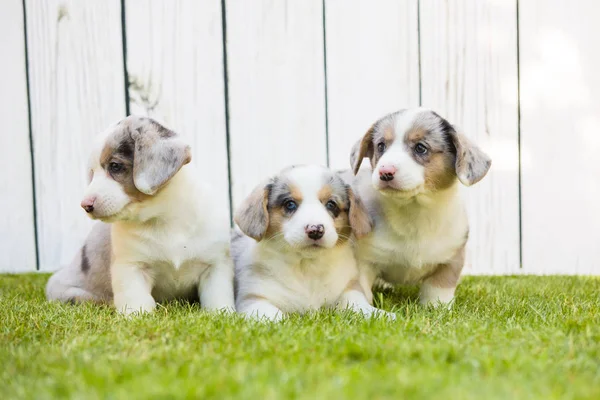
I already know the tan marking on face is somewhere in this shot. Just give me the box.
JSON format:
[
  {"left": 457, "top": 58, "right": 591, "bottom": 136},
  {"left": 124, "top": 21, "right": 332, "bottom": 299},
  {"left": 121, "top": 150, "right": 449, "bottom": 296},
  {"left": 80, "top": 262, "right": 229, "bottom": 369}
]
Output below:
[
  {"left": 423, "top": 151, "right": 457, "bottom": 191},
  {"left": 98, "top": 137, "right": 149, "bottom": 203},
  {"left": 333, "top": 208, "right": 351, "bottom": 246},
  {"left": 383, "top": 126, "right": 396, "bottom": 142},
  {"left": 317, "top": 184, "right": 333, "bottom": 203},
  {"left": 288, "top": 184, "right": 304, "bottom": 203},
  {"left": 405, "top": 127, "right": 427, "bottom": 144},
  {"left": 265, "top": 206, "right": 286, "bottom": 239}
]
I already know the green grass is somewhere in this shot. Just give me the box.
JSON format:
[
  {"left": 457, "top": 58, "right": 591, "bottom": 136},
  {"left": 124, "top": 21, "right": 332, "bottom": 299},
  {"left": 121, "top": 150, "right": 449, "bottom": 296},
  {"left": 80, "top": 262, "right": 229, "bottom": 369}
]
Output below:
[{"left": 1, "top": 274, "right": 599, "bottom": 399}]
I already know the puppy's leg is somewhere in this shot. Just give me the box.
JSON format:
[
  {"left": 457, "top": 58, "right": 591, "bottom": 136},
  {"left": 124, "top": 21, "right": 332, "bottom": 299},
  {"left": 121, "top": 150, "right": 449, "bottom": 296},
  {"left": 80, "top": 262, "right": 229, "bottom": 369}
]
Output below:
[
  {"left": 419, "top": 245, "right": 464, "bottom": 307},
  {"left": 111, "top": 262, "right": 156, "bottom": 315},
  {"left": 199, "top": 257, "right": 235, "bottom": 312},
  {"left": 338, "top": 280, "right": 396, "bottom": 320},
  {"left": 237, "top": 297, "right": 284, "bottom": 322}
]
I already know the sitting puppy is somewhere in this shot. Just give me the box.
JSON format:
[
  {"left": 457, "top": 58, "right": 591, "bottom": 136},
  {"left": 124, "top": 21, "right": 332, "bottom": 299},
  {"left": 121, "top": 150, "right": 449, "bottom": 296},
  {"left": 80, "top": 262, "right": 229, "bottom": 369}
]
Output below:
[
  {"left": 46, "top": 116, "right": 234, "bottom": 315},
  {"left": 232, "top": 165, "right": 393, "bottom": 321},
  {"left": 345, "top": 108, "right": 491, "bottom": 306}
]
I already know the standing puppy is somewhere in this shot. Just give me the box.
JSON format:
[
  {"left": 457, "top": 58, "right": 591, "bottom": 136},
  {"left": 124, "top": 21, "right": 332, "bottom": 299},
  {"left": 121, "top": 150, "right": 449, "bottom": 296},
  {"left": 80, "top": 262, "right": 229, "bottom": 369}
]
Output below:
[
  {"left": 232, "top": 165, "right": 393, "bottom": 321},
  {"left": 346, "top": 108, "right": 491, "bottom": 306},
  {"left": 46, "top": 116, "right": 234, "bottom": 315}
]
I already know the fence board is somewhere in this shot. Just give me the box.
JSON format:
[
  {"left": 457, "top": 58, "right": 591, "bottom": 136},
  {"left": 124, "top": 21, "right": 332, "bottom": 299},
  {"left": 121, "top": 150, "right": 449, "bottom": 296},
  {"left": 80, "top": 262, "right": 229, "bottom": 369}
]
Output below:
[
  {"left": 325, "top": 0, "right": 420, "bottom": 170},
  {"left": 520, "top": 0, "right": 600, "bottom": 274},
  {"left": 26, "top": 0, "right": 126, "bottom": 271},
  {"left": 420, "top": 0, "right": 521, "bottom": 274},
  {"left": 125, "top": 0, "right": 231, "bottom": 222},
  {"left": 0, "top": 0, "right": 37, "bottom": 272},
  {"left": 226, "top": 0, "right": 327, "bottom": 208}
]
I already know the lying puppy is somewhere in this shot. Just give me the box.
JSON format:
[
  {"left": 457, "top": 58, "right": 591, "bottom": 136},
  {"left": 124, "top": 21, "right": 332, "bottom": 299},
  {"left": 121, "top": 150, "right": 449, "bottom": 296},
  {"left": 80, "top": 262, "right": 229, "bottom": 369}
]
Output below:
[
  {"left": 345, "top": 108, "right": 491, "bottom": 306},
  {"left": 46, "top": 116, "right": 234, "bottom": 315},
  {"left": 232, "top": 165, "right": 393, "bottom": 321}
]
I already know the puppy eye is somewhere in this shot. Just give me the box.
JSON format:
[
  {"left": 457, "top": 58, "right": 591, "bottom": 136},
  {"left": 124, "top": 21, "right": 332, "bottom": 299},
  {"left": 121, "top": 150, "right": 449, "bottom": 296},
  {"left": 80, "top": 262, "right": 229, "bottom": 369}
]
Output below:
[
  {"left": 414, "top": 143, "right": 428, "bottom": 155},
  {"left": 325, "top": 200, "right": 339, "bottom": 216},
  {"left": 377, "top": 142, "right": 386, "bottom": 153},
  {"left": 283, "top": 199, "right": 297, "bottom": 212},
  {"left": 109, "top": 162, "right": 124, "bottom": 173}
]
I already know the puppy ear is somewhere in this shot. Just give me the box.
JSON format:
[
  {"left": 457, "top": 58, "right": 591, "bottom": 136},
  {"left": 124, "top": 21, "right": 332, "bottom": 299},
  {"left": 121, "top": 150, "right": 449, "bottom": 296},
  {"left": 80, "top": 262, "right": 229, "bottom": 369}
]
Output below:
[
  {"left": 347, "top": 186, "right": 372, "bottom": 239},
  {"left": 450, "top": 131, "right": 492, "bottom": 186},
  {"left": 130, "top": 118, "right": 192, "bottom": 195},
  {"left": 234, "top": 180, "right": 272, "bottom": 241},
  {"left": 350, "top": 126, "right": 374, "bottom": 175}
]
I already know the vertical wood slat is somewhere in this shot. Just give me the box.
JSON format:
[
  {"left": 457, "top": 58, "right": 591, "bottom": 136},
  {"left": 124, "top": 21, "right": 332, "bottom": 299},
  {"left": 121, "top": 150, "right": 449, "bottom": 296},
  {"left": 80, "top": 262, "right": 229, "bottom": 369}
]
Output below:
[
  {"left": 225, "top": 0, "right": 327, "bottom": 209},
  {"left": 520, "top": 0, "right": 600, "bottom": 274},
  {"left": 125, "top": 0, "right": 231, "bottom": 223},
  {"left": 0, "top": 0, "right": 37, "bottom": 272},
  {"left": 325, "top": 0, "right": 420, "bottom": 170},
  {"left": 419, "top": 0, "right": 521, "bottom": 274},
  {"left": 26, "top": 0, "right": 126, "bottom": 271}
]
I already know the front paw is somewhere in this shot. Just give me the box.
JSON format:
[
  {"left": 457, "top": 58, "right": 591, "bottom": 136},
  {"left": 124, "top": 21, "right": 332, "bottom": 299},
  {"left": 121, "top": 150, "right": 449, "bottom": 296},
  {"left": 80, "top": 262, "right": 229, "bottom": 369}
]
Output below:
[
  {"left": 419, "top": 284, "right": 455, "bottom": 308},
  {"left": 114, "top": 294, "right": 156, "bottom": 316},
  {"left": 357, "top": 305, "right": 397, "bottom": 321}
]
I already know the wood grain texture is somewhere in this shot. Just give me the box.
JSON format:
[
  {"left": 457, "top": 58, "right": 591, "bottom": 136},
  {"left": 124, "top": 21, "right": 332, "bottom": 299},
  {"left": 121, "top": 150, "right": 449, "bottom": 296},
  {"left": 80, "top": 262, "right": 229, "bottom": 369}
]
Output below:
[
  {"left": 0, "top": 0, "right": 37, "bottom": 272},
  {"left": 325, "top": 0, "right": 420, "bottom": 170},
  {"left": 225, "top": 0, "right": 327, "bottom": 208},
  {"left": 125, "top": 0, "right": 231, "bottom": 222},
  {"left": 420, "top": 0, "right": 521, "bottom": 275},
  {"left": 520, "top": 0, "right": 600, "bottom": 275},
  {"left": 26, "top": 0, "right": 126, "bottom": 271}
]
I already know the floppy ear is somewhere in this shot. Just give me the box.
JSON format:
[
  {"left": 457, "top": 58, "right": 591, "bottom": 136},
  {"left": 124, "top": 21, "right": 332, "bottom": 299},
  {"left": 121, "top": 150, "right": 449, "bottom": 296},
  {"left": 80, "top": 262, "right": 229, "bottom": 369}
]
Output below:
[
  {"left": 449, "top": 131, "right": 492, "bottom": 186},
  {"left": 347, "top": 186, "right": 372, "bottom": 239},
  {"left": 234, "top": 181, "right": 272, "bottom": 241},
  {"left": 350, "top": 126, "right": 375, "bottom": 175},
  {"left": 130, "top": 118, "right": 192, "bottom": 195}
]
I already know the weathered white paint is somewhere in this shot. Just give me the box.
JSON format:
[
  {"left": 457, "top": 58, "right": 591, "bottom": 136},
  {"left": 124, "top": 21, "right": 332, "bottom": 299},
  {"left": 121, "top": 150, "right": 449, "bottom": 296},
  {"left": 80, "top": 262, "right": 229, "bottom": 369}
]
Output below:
[
  {"left": 2, "top": 0, "right": 599, "bottom": 275},
  {"left": 225, "top": 0, "right": 327, "bottom": 209},
  {"left": 25, "top": 0, "right": 126, "bottom": 271},
  {"left": 520, "top": 0, "right": 600, "bottom": 275},
  {"left": 0, "top": 0, "right": 37, "bottom": 272},
  {"left": 420, "top": 0, "right": 521, "bottom": 275},
  {"left": 125, "top": 0, "right": 231, "bottom": 222},
  {"left": 325, "top": 0, "right": 420, "bottom": 170}
]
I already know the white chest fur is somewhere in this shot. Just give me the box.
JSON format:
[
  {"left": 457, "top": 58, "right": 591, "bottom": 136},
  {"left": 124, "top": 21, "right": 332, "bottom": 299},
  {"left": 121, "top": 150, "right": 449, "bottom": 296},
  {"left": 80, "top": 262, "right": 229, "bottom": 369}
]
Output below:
[
  {"left": 238, "top": 241, "right": 359, "bottom": 312},
  {"left": 356, "top": 190, "right": 468, "bottom": 284}
]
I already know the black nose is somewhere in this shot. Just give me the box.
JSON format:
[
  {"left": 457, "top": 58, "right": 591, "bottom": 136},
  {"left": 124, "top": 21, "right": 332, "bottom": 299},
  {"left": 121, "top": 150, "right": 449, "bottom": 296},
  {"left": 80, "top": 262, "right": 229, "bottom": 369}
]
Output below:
[
  {"left": 306, "top": 224, "right": 324, "bottom": 240},
  {"left": 83, "top": 205, "right": 94, "bottom": 213},
  {"left": 380, "top": 173, "right": 395, "bottom": 182}
]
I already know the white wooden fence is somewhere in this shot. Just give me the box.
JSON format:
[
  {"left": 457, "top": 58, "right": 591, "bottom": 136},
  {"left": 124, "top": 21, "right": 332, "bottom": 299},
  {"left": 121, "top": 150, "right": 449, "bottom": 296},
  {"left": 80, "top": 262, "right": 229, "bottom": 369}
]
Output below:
[{"left": 1, "top": 0, "right": 598, "bottom": 275}]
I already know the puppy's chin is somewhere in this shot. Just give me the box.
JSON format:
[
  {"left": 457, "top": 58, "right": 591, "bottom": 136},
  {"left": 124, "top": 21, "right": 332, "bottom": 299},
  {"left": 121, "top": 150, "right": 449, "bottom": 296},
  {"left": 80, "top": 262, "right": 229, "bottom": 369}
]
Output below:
[
  {"left": 376, "top": 184, "right": 424, "bottom": 199},
  {"left": 87, "top": 207, "right": 131, "bottom": 223},
  {"left": 284, "top": 238, "right": 337, "bottom": 253}
]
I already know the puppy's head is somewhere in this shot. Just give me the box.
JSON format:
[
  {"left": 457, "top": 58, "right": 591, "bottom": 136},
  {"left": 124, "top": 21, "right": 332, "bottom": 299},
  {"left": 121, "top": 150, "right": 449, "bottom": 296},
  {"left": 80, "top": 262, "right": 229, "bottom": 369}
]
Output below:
[
  {"left": 350, "top": 108, "right": 491, "bottom": 197},
  {"left": 81, "top": 116, "right": 191, "bottom": 221},
  {"left": 235, "top": 165, "right": 372, "bottom": 251}
]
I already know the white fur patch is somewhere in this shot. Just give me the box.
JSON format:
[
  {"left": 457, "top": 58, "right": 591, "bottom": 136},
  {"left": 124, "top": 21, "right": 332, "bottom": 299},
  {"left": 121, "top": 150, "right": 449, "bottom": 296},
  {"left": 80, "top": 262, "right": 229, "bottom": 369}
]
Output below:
[{"left": 419, "top": 283, "right": 455, "bottom": 306}]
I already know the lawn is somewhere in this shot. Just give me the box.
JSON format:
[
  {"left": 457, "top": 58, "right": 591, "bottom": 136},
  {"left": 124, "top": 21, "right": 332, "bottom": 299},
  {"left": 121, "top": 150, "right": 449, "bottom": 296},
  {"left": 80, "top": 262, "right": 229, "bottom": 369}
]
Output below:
[{"left": 1, "top": 274, "right": 599, "bottom": 399}]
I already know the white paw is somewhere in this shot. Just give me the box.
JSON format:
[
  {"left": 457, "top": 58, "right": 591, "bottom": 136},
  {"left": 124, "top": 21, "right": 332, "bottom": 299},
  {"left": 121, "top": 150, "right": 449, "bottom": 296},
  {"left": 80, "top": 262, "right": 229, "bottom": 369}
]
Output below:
[
  {"left": 419, "top": 285, "right": 455, "bottom": 308},
  {"left": 114, "top": 295, "right": 156, "bottom": 316},
  {"left": 357, "top": 305, "right": 397, "bottom": 321}
]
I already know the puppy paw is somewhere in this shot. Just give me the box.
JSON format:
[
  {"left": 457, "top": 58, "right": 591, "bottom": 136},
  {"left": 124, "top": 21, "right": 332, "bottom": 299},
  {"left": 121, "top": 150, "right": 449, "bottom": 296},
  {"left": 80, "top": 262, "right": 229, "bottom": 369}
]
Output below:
[
  {"left": 357, "top": 305, "right": 397, "bottom": 321},
  {"left": 114, "top": 294, "right": 156, "bottom": 316},
  {"left": 419, "top": 284, "right": 455, "bottom": 309}
]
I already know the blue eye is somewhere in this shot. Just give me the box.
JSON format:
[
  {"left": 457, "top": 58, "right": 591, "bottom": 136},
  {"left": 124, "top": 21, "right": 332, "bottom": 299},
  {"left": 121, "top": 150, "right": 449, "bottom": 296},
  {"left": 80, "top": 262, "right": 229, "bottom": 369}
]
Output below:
[
  {"left": 326, "top": 200, "right": 339, "bottom": 214},
  {"left": 414, "top": 143, "right": 428, "bottom": 155},
  {"left": 283, "top": 200, "right": 297, "bottom": 212}
]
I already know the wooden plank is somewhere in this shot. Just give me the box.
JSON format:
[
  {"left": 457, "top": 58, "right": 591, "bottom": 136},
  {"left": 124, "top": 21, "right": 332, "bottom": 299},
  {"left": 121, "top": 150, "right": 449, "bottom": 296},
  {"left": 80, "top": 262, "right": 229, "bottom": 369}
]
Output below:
[
  {"left": 325, "top": 0, "right": 420, "bottom": 170},
  {"left": 420, "top": 0, "right": 521, "bottom": 275},
  {"left": 226, "top": 0, "right": 327, "bottom": 208},
  {"left": 26, "top": 0, "right": 126, "bottom": 271},
  {"left": 520, "top": 0, "right": 600, "bottom": 275},
  {"left": 125, "top": 0, "right": 230, "bottom": 222},
  {"left": 0, "top": 0, "right": 37, "bottom": 272}
]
